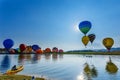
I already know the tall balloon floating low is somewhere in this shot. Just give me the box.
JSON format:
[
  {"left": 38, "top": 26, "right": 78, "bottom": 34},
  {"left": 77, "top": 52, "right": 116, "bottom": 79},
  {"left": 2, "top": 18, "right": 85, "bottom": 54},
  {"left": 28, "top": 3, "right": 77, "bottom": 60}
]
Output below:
[
  {"left": 102, "top": 37, "right": 114, "bottom": 52},
  {"left": 3, "top": 39, "right": 14, "bottom": 52}
]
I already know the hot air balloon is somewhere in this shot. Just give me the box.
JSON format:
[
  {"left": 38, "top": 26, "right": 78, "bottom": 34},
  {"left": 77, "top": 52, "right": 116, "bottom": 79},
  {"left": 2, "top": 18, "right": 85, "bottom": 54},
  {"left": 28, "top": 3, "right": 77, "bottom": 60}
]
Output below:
[
  {"left": 44, "top": 48, "right": 51, "bottom": 53},
  {"left": 79, "top": 21, "right": 92, "bottom": 35},
  {"left": 103, "top": 37, "right": 114, "bottom": 51},
  {"left": 88, "top": 34, "right": 96, "bottom": 44},
  {"left": 82, "top": 36, "right": 89, "bottom": 47},
  {"left": 36, "top": 49, "right": 43, "bottom": 54},
  {"left": 19, "top": 44, "right": 27, "bottom": 52},
  {"left": 52, "top": 47, "right": 58, "bottom": 53},
  {"left": 3, "top": 39, "right": 14, "bottom": 50},
  {"left": 32, "top": 45, "right": 40, "bottom": 51},
  {"left": 59, "top": 49, "right": 64, "bottom": 53}
]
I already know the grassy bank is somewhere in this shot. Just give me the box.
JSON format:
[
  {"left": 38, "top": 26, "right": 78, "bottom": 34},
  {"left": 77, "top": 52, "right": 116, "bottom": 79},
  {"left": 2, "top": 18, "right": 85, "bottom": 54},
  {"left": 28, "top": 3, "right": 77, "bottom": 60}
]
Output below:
[
  {"left": 0, "top": 74, "right": 45, "bottom": 80},
  {"left": 63, "top": 51, "right": 120, "bottom": 55}
]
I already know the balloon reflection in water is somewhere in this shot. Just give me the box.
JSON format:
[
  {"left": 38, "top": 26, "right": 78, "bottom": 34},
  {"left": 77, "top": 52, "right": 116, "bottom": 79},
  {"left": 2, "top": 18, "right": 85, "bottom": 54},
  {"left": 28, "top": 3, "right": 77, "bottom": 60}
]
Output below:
[
  {"left": 0, "top": 55, "right": 10, "bottom": 73},
  {"left": 52, "top": 53, "right": 58, "bottom": 61},
  {"left": 18, "top": 54, "right": 25, "bottom": 65},
  {"left": 32, "top": 54, "right": 41, "bottom": 63},
  {"left": 44, "top": 53, "right": 51, "bottom": 60},
  {"left": 83, "top": 63, "right": 98, "bottom": 80},
  {"left": 106, "top": 57, "right": 118, "bottom": 74}
]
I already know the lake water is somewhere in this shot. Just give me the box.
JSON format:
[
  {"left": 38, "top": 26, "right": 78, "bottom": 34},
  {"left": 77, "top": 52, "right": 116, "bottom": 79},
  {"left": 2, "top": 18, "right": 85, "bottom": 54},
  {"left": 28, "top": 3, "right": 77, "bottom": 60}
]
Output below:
[{"left": 0, "top": 54, "right": 120, "bottom": 80}]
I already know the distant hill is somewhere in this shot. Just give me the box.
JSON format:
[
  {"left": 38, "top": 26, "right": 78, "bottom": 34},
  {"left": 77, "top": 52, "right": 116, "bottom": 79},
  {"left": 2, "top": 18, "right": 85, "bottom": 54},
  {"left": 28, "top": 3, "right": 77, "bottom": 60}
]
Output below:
[{"left": 67, "top": 47, "right": 120, "bottom": 52}]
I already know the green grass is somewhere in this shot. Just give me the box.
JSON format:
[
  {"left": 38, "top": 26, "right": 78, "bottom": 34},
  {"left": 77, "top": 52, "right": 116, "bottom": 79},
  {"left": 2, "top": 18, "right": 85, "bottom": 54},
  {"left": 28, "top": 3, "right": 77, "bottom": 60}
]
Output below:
[
  {"left": 63, "top": 51, "right": 120, "bottom": 55},
  {"left": 0, "top": 74, "right": 45, "bottom": 80}
]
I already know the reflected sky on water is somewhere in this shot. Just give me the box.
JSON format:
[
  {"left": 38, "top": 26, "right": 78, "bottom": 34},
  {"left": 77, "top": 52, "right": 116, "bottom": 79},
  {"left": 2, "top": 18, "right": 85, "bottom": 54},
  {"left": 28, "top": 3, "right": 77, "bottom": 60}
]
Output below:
[{"left": 0, "top": 54, "right": 120, "bottom": 80}]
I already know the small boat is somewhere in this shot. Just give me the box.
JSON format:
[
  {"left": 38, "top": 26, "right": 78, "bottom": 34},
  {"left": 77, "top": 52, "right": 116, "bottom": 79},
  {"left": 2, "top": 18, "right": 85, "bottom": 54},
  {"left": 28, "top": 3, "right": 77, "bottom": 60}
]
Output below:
[{"left": 5, "top": 65, "right": 24, "bottom": 75}]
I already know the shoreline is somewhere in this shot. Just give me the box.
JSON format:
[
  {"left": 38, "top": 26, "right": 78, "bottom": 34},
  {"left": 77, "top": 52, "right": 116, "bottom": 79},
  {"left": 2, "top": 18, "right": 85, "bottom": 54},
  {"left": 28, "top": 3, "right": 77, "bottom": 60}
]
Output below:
[
  {"left": 0, "top": 74, "right": 46, "bottom": 80},
  {"left": 0, "top": 51, "right": 120, "bottom": 55}
]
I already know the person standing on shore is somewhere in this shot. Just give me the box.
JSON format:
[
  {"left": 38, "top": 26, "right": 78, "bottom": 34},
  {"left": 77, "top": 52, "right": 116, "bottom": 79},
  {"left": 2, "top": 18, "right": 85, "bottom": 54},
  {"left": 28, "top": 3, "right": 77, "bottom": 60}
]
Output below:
[{"left": 32, "top": 76, "right": 35, "bottom": 80}]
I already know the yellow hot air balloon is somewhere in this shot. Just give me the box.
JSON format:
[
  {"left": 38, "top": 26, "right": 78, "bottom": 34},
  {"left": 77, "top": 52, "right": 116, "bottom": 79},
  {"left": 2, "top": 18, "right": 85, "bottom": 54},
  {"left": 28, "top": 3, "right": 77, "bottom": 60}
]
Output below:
[
  {"left": 103, "top": 37, "right": 114, "bottom": 51},
  {"left": 82, "top": 36, "right": 89, "bottom": 47}
]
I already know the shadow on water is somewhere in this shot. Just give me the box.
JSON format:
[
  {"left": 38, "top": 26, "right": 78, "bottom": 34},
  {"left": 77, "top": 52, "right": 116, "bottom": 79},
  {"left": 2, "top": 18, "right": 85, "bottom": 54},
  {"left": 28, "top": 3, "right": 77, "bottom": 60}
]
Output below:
[
  {"left": 106, "top": 57, "right": 118, "bottom": 74},
  {"left": 0, "top": 55, "right": 11, "bottom": 73}
]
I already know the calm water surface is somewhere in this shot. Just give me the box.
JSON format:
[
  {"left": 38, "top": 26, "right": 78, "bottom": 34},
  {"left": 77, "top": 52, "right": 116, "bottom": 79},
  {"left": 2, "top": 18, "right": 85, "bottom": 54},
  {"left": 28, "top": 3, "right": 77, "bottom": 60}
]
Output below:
[{"left": 0, "top": 54, "right": 120, "bottom": 80}]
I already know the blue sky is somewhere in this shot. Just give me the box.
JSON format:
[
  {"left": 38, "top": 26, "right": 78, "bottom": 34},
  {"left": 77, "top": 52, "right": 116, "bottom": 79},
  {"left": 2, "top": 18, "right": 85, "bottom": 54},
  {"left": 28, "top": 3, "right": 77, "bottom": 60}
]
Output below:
[{"left": 0, "top": 0, "right": 120, "bottom": 51}]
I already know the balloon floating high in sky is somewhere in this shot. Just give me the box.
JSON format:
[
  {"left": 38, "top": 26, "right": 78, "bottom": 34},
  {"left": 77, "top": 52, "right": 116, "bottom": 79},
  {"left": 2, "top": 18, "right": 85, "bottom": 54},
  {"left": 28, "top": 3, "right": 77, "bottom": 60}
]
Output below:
[
  {"left": 88, "top": 34, "right": 96, "bottom": 44},
  {"left": 3, "top": 39, "right": 14, "bottom": 50},
  {"left": 79, "top": 21, "right": 92, "bottom": 35},
  {"left": 82, "top": 36, "right": 89, "bottom": 47},
  {"left": 103, "top": 37, "right": 114, "bottom": 51}
]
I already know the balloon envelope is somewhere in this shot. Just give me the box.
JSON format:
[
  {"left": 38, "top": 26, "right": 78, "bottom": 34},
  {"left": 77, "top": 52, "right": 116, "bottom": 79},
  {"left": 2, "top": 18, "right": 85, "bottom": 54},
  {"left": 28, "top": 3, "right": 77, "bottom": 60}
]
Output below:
[
  {"left": 3, "top": 39, "right": 14, "bottom": 50},
  {"left": 52, "top": 47, "right": 58, "bottom": 53},
  {"left": 82, "top": 36, "right": 89, "bottom": 47},
  {"left": 88, "top": 34, "right": 96, "bottom": 44},
  {"left": 103, "top": 38, "right": 114, "bottom": 51},
  {"left": 19, "top": 44, "right": 27, "bottom": 52},
  {"left": 45, "top": 48, "right": 51, "bottom": 53},
  {"left": 36, "top": 49, "right": 43, "bottom": 54},
  {"left": 59, "top": 49, "right": 64, "bottom": 53},
  {"left": 79, "top": 21, "right": 91, "bottom": 35},
  {"left": 32, "top": 45, "right": 40, "bottom": 51}
]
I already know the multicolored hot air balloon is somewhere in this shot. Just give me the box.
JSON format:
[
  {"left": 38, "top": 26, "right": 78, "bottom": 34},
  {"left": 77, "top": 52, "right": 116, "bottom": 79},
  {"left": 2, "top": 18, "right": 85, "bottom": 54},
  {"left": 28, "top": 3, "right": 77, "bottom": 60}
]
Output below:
[
  {"left": 88, "top": 34, "right": 96, "bottom": 44},
  {"left": 36, "top": 49, "right": 43, "bottom": 54},
  {"left": 3, "top": 39, "right": 14, "bottom": 50},
  {"left": 52, "top": 47, "right": 58, "bottom": 53},
  {"left": 79, "top": 21, "right": 92, "bottom": 35},
  {"left": 102, "top": 37, "right": 114, "bottom": 51},
  {"left": 82, "top": 36, "right": 89, "bottom": 47}
]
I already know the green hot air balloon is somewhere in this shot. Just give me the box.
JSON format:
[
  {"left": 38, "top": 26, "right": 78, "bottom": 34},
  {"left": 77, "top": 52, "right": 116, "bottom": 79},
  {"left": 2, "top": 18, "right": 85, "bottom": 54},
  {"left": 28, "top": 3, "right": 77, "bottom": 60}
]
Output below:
[{"left": 79, "top": 21, "right": 92, "bottom": 35}]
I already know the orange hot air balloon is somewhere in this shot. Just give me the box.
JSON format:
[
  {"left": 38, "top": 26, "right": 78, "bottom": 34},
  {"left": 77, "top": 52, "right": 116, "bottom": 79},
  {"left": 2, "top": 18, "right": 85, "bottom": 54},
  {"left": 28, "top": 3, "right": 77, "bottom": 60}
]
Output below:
[
  {"left": 82, "top": 36, "right": 89, "bottom": 47},
  {"left": 103, "top": 37, "right": 114, "bottom": 51},
  {"left": 36, "top": 49, "right": 43, "bottom": 54}
]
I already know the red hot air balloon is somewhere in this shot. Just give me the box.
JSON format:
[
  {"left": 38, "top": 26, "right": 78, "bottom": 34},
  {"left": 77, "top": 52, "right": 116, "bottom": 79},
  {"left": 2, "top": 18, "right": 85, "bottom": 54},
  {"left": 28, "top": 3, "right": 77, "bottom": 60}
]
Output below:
[
  {"left": 44, "top": 48, "right": 51, "bottom": 53},
  {"left": 19, "top": 44, "right": 27, "bottom": 52}
]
